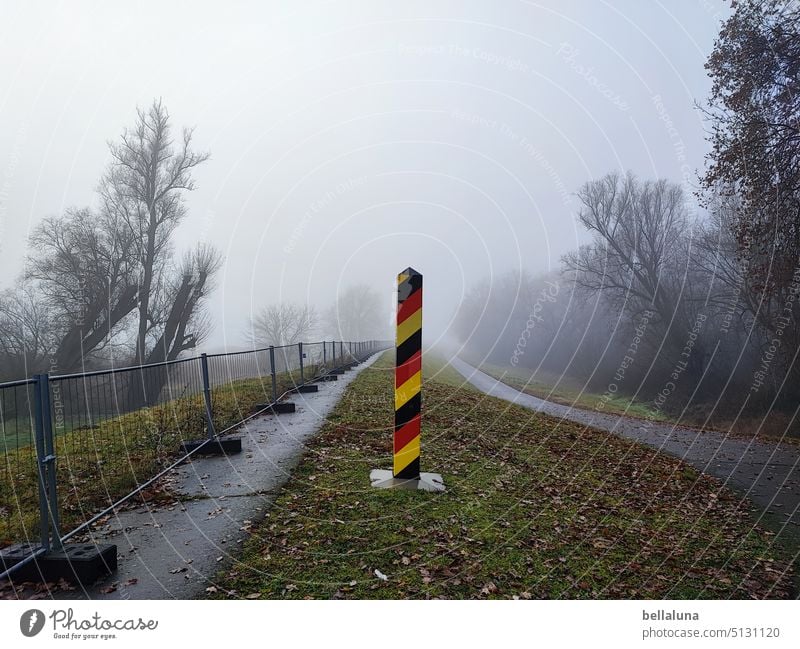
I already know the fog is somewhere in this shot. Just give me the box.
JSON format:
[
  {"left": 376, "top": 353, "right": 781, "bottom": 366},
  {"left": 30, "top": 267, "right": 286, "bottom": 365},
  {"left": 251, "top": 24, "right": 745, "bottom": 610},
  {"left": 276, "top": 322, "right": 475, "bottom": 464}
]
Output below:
[{"left": 0, "top": 0, "right": 727, "bottom": 350}]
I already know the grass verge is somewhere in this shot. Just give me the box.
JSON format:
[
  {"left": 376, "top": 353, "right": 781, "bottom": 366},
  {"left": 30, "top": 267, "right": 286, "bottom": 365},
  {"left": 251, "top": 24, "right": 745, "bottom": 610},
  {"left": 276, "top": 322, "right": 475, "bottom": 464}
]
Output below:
[
  {"left": 474, "top": 361, "right": 668, "bottom": 422},
  {"left": 208, "top": 352, "right": 794, "bottom": 599}
]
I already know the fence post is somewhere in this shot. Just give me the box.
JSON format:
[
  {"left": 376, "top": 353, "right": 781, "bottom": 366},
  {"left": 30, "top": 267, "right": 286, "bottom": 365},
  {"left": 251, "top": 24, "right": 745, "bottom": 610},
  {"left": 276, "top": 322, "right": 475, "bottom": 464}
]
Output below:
[
  {"left": 332, "top": 340, "right": 336, "bottom": 367},
  {"left": 323, "top": 341, "right": 327, "bottom": 367},
  {"left": 39, "top": 374, "right": 62, "bottom": 550},
  {"left": 201, "top": 353, "right": 215, "bottom": 439},
  {"left": 32, "top": 374, "right": 51, "bottom": 552},
  {"left": 269, "top": 345, "right": 277, "bottom": 402},
  {"left": 298, "top": 342, "right": 304, "bottom": 383}
]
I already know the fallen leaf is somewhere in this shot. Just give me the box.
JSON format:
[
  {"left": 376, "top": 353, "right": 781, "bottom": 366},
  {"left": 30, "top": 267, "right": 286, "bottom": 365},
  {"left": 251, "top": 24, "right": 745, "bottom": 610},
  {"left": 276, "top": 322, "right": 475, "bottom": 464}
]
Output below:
[{"left": 57, "top": 578, "right": 76, "bottom": 591}]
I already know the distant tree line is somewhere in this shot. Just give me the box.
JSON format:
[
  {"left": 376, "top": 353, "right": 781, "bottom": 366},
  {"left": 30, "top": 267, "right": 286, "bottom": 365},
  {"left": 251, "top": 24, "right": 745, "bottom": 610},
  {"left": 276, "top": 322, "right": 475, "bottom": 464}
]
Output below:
[
  {"left": 454, "top": 0, "right": 800, "bottom": 420},
  {"left": 247, "top": 283, "right": 388, "bottom": 348}
]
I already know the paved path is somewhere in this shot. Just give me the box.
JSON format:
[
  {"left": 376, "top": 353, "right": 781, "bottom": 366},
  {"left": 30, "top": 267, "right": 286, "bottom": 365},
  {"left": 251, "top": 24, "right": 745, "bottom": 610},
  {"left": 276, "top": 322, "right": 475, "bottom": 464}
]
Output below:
[
  {"left": 449, "top": 357, "right": 800, "bottom": 534},
  {"left": 56, "top": 353, "right": 382, "bottom": 600}
]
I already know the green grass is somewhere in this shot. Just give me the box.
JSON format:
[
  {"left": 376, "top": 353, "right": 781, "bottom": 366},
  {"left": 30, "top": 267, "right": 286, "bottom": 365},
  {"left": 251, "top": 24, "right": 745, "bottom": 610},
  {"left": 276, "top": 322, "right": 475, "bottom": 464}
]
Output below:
[
  {"left": 0, "top": 367, "right": 314, "bottom": 547},
  {"left": 420, "top": 352, "right": 479, "bottom": 389},
  {"left": 208, "top": 352, "right": 794, "bottom": 599},
  {"left": 1, "top": 418, "right": 35, "bottom": 452}
]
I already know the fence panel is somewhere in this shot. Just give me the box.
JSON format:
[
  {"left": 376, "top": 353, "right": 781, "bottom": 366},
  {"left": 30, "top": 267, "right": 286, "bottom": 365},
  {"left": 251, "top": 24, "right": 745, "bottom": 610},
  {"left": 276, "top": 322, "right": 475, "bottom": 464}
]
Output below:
[
  {"left": 302, "top": 342, "right": 325, "bottom": 377},
  {"left": 206, "top": 349, "right": 272, "bottom": 425},
  {"left": 0, "top": 380, "right": 40, "bottom": 549},
  {"left": 47, "top": 358, "right": 205, "bottom": 537},
  {"left": 273, "top": 344, "right": 300, "bottom": 378},
  {"left": 1, "top": 339, "right": 391, "bottom": 566}
]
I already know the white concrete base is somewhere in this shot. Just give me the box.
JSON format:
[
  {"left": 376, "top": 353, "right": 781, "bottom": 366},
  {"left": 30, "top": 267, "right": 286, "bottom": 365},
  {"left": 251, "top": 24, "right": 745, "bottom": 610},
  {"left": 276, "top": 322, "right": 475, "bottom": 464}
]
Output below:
[{"left": 369, "top": 469, "right": 445, "bottom": 492}]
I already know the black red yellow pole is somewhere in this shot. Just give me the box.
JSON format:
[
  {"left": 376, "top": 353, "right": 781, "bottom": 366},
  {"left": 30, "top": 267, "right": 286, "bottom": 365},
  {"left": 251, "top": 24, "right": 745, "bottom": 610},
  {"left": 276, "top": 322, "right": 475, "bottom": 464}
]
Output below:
[
  {"left": 370, "top": 267, "right": 442, "bottom": 491},
  {"left": 394, "top": 267, "right": 422, "bottom": 479}
]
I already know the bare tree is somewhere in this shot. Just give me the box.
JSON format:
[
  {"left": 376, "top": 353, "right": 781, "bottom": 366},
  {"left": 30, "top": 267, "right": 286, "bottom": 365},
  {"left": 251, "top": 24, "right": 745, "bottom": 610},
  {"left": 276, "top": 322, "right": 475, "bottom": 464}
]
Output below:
[
  {"left": 0, "top": 100, "right": 217, "bottom": 380},
  {"left": 563, "top": 172, "right": 712, "bottom": 382},
  {"left": 691, "top": 192, "right": 753, "bottom": 320},
  {"left": 250, "top": 303, "right": 318, "bottom": 347},
  {"left": 324, "top": 284, "right": 385, "bottom": 340},
  {"left": 0, "top": 286, "right": 53, "bottom": 379},
  {"left": 564, "top": 172, "right": 689, "bottom": 318},
  {"left": 20, "top": 101, "right": 216, "bottom": 373},
  {"left": 25, "top": 207, "right": 139, "bottom": 371},
  {"left": 101, "top": 99, "right": 209, "bottom": 364},
  {"left": 146, "top": 243, "right": 223, "bottom": 364},
  {"left": 693, "top": 190, "right": 800, "bottom": 402}
]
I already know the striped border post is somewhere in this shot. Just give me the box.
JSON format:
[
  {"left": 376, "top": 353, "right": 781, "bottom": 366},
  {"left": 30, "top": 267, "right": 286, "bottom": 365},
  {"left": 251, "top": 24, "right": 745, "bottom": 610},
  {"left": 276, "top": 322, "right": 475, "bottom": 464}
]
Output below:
[{"left": 394, "top": 267, "right": 422, "bottom": 480}]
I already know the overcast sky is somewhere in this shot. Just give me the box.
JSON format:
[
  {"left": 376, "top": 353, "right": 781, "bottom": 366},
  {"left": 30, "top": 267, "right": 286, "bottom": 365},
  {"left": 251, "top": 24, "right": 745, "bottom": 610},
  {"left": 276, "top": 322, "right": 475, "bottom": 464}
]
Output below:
[{"left": 0, "top": 0, "right": 729, "bottom": 350}]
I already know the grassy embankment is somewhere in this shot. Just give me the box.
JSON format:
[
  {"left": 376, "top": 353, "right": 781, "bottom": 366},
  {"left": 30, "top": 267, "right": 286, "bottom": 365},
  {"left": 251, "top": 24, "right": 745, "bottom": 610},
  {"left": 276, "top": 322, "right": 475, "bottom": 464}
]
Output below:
[
  {"left": 471, "top": 360, "right": 800, "bottom": 442},
  {"left": 209, "top": 352, "right": 794, "bottom": 599},
  {"left": 467, "top": 359, "right": 668, "bottom": 422},
  {"left": 0, "top": 367, "right": 310, "bottom": 547}
]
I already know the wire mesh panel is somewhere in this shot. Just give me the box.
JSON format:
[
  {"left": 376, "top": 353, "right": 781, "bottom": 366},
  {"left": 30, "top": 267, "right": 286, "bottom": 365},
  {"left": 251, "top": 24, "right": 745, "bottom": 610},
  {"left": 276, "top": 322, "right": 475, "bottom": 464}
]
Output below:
[
  {"left": 206, "top": 349, "right": 270, "bottom": 388},
  {"left": 303, "top": 342, "right": 326, "bottom": 377},
  {"left": 1, "top": 340, "right": 389, "bottom": 555},
  {"left": 318, "top": 341, "right": 334, "bottom": 373},
  {"left": 324, "top": 340, "right": 345, "bottom": 371},
  {"left": 206, "top": 349, "right": 273, "bottom": 423},
  {"left": 0, "top": 380, "right": 39, "bottom": 549},
  {"left": 273, "top": 344, "right": 301, "bottom": 376},
  {"left": 48, "top": 358, "right": 206, "bottom": 534}
]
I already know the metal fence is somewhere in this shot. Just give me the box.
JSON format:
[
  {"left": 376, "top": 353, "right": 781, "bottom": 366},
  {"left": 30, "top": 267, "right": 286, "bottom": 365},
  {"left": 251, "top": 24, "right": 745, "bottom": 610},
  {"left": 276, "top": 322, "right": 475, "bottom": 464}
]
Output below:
[{"left": 0, "top": 339, "right": 389, "bottom": 579}]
